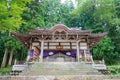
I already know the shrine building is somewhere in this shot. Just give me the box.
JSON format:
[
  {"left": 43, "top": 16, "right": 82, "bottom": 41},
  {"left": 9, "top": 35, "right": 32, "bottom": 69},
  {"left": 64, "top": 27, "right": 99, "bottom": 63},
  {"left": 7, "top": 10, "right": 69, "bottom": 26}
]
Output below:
[{"left": 12, "top": 23, "right": 107, "bottom": 63}]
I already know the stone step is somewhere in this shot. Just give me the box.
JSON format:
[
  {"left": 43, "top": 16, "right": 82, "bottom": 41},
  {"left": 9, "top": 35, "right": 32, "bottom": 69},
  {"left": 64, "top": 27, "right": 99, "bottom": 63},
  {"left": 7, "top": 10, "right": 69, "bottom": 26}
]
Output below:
[
  {"left": 25, "top": 72, "right": 101, "bottom": 75},
  {"left": 20, "top": 62, "right": 102, "bottom": 75},
  {"left": 0, "top": 75, "right": 120, "bottom": 80},
  {"left": 31, "top": 62, "right": 93, "bottom": 69}
]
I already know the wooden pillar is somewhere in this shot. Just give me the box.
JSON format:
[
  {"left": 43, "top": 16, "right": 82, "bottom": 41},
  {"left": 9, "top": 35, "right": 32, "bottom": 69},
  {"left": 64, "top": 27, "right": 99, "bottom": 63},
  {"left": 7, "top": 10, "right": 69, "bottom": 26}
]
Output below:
[
  {"left": 40, "top": 40, "right": 44, "bottom": 62},
  {"left": 26, "top": 50, "right": 30, "bottom": 62},
  {"left": 52, "top": 34, "right": 54, "bottom": 39},
  {"left": 84, "top": 50, "right": 86, "bottom": 62},
  {"left": 26, "top": 40, "right": 32, "bottom": 62},
  {"left": 77, "top": 34, "right": 78, "bottom": 39},
  {"left": 66, "top": 33, "right": 68, "bottom": 40},
  {"left": 76, "top": 41, "right": 80, "bottom": 62}
]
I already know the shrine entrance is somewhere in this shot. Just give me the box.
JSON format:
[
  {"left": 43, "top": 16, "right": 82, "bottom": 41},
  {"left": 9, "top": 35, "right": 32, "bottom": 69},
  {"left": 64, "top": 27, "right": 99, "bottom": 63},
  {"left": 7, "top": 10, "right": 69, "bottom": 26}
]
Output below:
[{"left": 43, "top": 51, "right": 76, "bottom": 62}]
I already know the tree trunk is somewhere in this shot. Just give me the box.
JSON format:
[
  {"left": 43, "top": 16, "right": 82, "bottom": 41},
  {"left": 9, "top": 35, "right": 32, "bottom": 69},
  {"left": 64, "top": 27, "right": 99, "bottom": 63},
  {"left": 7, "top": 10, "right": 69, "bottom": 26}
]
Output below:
[
  {"left": 1, "top": 47, "right": 8, "bottom": 67},
  {"left": 14, "top": 59, "right": 17, "bottom": 65},
  {"left": 8, "top": 48, "right": 14, "bottom": 66}
]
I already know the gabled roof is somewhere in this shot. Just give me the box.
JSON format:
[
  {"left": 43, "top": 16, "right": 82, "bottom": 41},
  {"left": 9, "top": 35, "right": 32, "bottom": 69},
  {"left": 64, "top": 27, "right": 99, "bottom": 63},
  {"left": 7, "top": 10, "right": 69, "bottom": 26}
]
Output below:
[
  {"left": 11, "top": 23, "right": 107, "bottom": 49},
  {"left": 29, "top": 23, "right": 92, "bottom": 34}
]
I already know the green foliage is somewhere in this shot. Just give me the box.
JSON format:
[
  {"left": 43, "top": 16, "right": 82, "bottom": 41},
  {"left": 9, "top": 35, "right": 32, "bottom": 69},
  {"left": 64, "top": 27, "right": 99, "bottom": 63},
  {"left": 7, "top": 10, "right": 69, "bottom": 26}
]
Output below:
[
  {"left": 0, "top": 0, "right": 31, "bottom": 32},
  {"left": 71, "top": 0, "right": 96, "bottom": 29},
  {"left": 107, "top": 64, "right": 120, "bottom": 75},
  {"left": 0, "top": 0, "right": 31, "bottom": 66},
  {"left": 0, "top": 66, "right": 12, "bottom": 74},
  {"left": 20, "top": 0, "right": 74, "bottom": 32},
  {"left": 44, "top": 0, "right": 74, "bottom": 27},
  {"left": 0, "top": 33, "right": 5, "bottom": 65},
  {"left": 73, "top": 0, "right": 120, "bottom": 64},
  {"left": 20, "top": 0, "right": 46, "bottom": 32},
  {"left": 0, "top": 32, "right": 27, "bottom": 65},
  {"left": 92, "top": 37, "right": 119, "bottom": 64}
]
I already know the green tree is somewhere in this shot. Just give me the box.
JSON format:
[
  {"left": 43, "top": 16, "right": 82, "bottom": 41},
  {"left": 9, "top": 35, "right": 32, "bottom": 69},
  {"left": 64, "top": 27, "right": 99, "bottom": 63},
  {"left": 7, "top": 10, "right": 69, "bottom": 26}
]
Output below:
[
  {"left": 20, "top": 0, "right": 46, "bottom": 33},
  {"left": 92, "top": 37, "right": 119, "bottom": 64},
  {"left": 44, "top": 0, "right": 74, "bottom": 27},
  {"left": 0, "top": 0, "right": 31, "bottom": 32},
  {"left": 0, "top": 0, "right": 31, "bottom": 67},
  {"left": 20, "top": 0, "right": 74, "bottom": 32},
  {"left": 0, "top": 33, "right": 27, "bottom": 67},
  {"left": 73, "top": 0, "right": 120, "bottom": 64}
]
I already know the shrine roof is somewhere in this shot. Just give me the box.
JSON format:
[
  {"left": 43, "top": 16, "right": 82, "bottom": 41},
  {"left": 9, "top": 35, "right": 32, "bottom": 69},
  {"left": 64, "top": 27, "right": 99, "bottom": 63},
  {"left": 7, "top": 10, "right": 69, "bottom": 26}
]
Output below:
[
  {"left": 11, "top": 32, "right": 30, "bottom": 49},
  {"left": 29, "top": 23, "right": 92, "bottom": 34},
  {"left": 11, "top": 23, "right": 107, "bottom": 49},
  {"left": 89, "top": 32, "right": 107, "bottom": 38}
]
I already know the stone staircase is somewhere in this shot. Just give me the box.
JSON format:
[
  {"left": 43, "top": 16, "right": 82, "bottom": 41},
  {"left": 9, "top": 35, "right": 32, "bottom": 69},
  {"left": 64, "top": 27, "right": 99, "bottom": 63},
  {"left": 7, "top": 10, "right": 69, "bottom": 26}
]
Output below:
[
  {"left": 20, "top": 62, "right": 102, "bottom": 75},
  {"left": 0, "top": 62, "right": 120, "bottom": 80}
]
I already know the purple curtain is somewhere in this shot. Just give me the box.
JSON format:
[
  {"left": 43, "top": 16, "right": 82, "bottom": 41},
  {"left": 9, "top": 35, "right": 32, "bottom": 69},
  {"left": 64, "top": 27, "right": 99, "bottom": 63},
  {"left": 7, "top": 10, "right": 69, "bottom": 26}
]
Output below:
[
  {"left": 43, "top": 49, "right": 90, "bottom": 58},
  {"left": 29, "top": 49, "right": 34, "bottom": 58},
  {"left": 43, "top": 50, "right": 76, "bottom": 58},
  {"left": 28, "top": 49, "right": 90, "bottom": 58}
]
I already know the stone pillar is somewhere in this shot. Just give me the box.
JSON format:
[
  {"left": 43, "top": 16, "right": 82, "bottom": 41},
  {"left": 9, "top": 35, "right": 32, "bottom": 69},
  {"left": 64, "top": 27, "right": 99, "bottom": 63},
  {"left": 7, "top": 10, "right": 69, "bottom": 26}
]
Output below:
[
  {"left": 91, "top": 56, "right": 94, "bottom": 63},
  {"left": 76, "top": 41, "right": 80, "bottom": 62},
  {"left": 40, "top": 40, "right": 44, "bottom": 62}
]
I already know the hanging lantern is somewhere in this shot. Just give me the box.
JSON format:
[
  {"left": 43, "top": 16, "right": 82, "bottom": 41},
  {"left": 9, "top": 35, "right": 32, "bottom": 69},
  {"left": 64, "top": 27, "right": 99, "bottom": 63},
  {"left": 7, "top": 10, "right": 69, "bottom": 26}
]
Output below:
[{"left": 56, "top": 42, "right": 63, "bottom": 49}]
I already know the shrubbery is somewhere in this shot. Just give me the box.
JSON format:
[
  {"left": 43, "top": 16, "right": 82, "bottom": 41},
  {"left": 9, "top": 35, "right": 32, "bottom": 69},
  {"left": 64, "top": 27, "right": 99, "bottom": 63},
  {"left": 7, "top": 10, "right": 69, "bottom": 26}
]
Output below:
[
  {"left": 0, "top": 66, "right": 12, "bottom": 75},
  {"left": 107, "top": 65, "right": 120, "bottom": 75}
]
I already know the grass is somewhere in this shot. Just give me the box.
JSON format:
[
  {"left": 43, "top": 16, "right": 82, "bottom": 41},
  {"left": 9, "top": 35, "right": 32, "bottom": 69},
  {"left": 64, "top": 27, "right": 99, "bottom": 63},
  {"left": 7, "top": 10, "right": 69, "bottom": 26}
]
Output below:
[{"left": 0, "top": 66, "right": 12, "bottom": 75}]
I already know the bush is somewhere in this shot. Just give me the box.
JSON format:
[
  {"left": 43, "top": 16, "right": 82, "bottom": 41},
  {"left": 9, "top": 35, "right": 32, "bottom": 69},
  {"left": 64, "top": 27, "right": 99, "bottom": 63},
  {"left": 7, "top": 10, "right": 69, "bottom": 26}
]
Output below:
[
  {"left": 0, "top": 66, "right": 12, "bottom": 75},
  {"left": 107, "top": 65, "right": 120, "bottom": 75}
]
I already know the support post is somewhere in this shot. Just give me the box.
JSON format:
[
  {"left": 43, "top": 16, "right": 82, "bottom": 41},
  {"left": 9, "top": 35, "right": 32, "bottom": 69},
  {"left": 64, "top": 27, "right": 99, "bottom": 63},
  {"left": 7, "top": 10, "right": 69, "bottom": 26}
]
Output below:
[
  {"left": 84, "top": 50, "right": 86, "bottom": 62},
  {"left": 26, "top": 41, "right": 32, "bottom": 62},
  {"left": 40, "top": 40, "right": 44, "bottom": 62},
  {"left": 76, "top": 41, "right": 80, "bottom": 62},
  {"left": 91, "top": 55, "right": 94, "bottom": 63}
]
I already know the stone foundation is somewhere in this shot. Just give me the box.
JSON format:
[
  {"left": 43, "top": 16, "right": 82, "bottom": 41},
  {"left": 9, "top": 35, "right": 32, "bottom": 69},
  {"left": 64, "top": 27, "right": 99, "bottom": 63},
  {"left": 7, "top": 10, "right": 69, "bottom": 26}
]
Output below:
[{"left": 0, "top": 75, "right": 120, "bottom": 80}]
